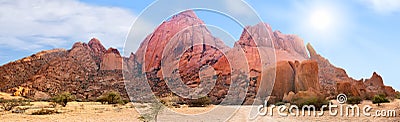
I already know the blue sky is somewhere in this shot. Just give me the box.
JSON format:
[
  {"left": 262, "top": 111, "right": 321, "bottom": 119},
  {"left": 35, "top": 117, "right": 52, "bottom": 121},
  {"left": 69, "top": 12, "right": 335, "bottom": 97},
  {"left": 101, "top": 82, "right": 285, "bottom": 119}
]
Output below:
[{"left": 0, "top": 0, "right": 399, "bottom": 90}]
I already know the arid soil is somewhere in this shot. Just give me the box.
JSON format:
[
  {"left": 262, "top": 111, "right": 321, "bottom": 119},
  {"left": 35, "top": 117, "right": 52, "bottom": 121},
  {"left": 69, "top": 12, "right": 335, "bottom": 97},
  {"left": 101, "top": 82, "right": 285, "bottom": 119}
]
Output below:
[
  {"left": 1, "top": 99, "right": 399, "bottom": 122},
  {"left": 1, "top": 102, "right": 140, "bottom": 122}
]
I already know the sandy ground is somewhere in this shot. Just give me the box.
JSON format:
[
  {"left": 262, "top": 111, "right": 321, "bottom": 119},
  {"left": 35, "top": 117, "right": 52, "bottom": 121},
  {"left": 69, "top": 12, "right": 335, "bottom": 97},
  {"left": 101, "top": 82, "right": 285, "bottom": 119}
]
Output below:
[
  {"left": 0, "top": 100, "right": 399, "bottom": 122},
  {"left": 1, "top": 102, "right": 140, "bottom": 122}
]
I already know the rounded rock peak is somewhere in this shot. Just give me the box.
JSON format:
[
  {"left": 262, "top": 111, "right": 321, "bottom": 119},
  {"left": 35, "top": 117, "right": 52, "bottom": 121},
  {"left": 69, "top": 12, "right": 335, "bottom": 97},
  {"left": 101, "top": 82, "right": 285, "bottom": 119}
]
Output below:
[
  {"left": 88, "top": 38, "right": 101, "bottom": 44},
  {"left": 171, "top": 10, "right": 198, "bottom": 20},
  {"left": 88, "top": 38, "right": 105, "bottom": 49},
  {"left": 105, "top": 47, "right": 121, "bottom": 55}
]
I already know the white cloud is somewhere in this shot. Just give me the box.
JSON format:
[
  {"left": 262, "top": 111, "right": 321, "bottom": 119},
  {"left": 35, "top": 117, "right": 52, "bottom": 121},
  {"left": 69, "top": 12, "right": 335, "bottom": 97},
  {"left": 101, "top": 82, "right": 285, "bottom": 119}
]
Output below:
[
  {"left": 360, "top": 0, "right": 400, "bottom": 14},
  {"left": 0, "top": 0, "right": 136, "bottom": 52}
]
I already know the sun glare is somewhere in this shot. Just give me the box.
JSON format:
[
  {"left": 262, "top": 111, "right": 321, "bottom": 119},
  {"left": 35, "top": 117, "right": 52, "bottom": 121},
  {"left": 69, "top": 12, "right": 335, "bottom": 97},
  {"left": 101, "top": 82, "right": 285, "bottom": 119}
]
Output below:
[{"left": 310, "top": 10, "right": 333, "bottom": 31}]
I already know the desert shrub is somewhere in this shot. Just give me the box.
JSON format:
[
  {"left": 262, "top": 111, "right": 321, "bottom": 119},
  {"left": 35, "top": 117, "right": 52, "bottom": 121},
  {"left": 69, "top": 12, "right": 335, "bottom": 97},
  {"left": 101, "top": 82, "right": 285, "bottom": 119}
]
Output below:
[
  {"left": 52, "top": 92, "right": 75, "bottom": 107},
  {"left": 396, "top": 92, "right": 400, "bottom": 99},
  {"left": 364, "top": 95, "right": 372, "bottom": 100},
  {"left": 49, "top": 102, "right": 58, "bottom": 108},
  {"left": 31, "top": 108, "right": 57, "bottom": 115},
  {"left": 0, "top": 99, "right": 31, "bottom": 111},
  {"left": 11, "top": 106, "right": 29, "bottom": 113},
  {"left": 96, "top": 91, "right": 123, "bottom": 104},
  {"left": 346, "top": 96, "right": 362, "bottom": 105},
  {"left": 291, "top": 97, "right": 329, "bottom": 110},
  {"left": 138, "top": 115, "right": 152, "bottom": 122},
  {"left": 138, "top": 102, "right": 164, "bottom": 122},
  {"left": 159, "top": 93, "right": 180, "bottom": 108},
  {"left": 187, "top": 96, "right": 211, "bottom": 107},
  {"left": 121, "top": 99, "right": 131, "bottom": 105},
  {"left": 372, "top": 94, "right": 389, "bottom": 106},
  {"left": 275, "top": 101, "right": 286, "bottom": 106}
]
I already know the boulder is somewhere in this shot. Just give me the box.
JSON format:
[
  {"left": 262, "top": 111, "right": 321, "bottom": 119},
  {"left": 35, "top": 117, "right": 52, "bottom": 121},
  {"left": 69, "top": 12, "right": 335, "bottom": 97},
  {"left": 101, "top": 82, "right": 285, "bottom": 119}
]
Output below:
[
  {"left": 294, "top": 60, "right": 320, "bottom": 92},
  {"left": 336, "top": 81, "right": 360, "bottom": 96},
  {"left": 269, "top": 60, "right": 320, "bottom": 102},
  {"left": 292, "top": 88, "right": 324, "bottom": 101},
  {"left": 282, "top": 91, "right": 295, "bottom": 102},
  {"left": 271, "top": 61, "right": 295, "bottom": 100}
]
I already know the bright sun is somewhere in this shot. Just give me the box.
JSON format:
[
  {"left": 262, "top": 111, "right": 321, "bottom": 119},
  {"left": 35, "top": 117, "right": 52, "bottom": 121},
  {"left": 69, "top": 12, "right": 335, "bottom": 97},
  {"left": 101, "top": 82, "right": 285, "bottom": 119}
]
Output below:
[{"left": 310, "top": 10, "right": 333, "bottom": 31}]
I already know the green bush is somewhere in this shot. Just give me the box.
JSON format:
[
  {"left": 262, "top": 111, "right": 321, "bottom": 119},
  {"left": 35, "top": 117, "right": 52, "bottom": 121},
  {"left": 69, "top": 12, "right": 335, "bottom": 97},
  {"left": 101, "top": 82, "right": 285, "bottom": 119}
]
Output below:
[
  {"left": 52, "top": 92, "right": 75, "bottom": 107},
  {"left": 346, "top": 96, "right": 362, "bottom": 105},
  {"left": 372, "top": 94, "right": 389, "bottom": 106},
  {"left": 396, "top": 92, "right": 400, "bottom": 99},
  {"left": 187, "top": 96, "right": 211, "bottom": 107},
  {"left": 0, "top": 99, "right": 31, "bottom": 111},
  {"left": 96, "top": 91, "right": 123, "bottom": 104},
  {"left": 291, "top": 97, "right": 329, "bottom": 110}
]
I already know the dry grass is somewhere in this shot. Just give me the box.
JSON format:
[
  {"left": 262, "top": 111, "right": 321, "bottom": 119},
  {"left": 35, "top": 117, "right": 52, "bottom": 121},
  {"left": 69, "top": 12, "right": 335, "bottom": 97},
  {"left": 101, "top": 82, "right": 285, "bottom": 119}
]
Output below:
[
  {"left": 0, "top": 92, "right": 25, "bottom": 100},
  {"left": 0, "top": 100, "right": 398, "bottom": 121}
]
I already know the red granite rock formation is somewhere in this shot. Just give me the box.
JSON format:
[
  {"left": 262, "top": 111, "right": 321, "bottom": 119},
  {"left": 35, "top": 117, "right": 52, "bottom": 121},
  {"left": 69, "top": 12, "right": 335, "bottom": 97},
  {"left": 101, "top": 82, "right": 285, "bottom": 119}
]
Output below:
[{"left": 0, "top": 10, "right": 397, "bottom": 104}]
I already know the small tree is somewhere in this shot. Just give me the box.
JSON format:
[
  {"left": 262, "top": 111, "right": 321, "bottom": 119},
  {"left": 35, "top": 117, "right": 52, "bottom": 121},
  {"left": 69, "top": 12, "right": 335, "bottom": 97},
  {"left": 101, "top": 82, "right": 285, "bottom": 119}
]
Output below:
[
  {"left": 96, "top": 91, "right": 122, "bottom": 104},
  {"left": 52, "top": 92, "right": 75, "bottom": 107},
  {"left": 346, "top": 96, "right": 362, "bottom": 105},
  {"left": 372, "top": 94, "right": 389, "bottom": 106}
]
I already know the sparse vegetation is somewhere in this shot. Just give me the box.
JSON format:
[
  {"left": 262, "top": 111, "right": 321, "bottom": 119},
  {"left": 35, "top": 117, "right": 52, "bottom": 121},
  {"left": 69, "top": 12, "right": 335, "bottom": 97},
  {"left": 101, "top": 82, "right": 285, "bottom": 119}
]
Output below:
[
  {"left": 138, "top": 102, "right": 164, "bottom": 122},
  {"left": 346, "top": 96, "right": 362, "bottom": 105},
  {"left": 96, "top": 91, "right": 124, "bottom": 104},
  {"left": 31, "top": 108, "right": 57, "bottom": 115},
  {"left": 52, "top": 92, "right": 75, "bottom": 107},
  {"left": 291, "top": 97, "right": 329, "bottom": 110},
  {"left": 396, "top": 92, "right": 400, "bottom": 99},
  {"left": 275, "top": 101, "right": 286, "bottom": 106},
  {"left": 372, "top": 94, "right": 390, "bottom": 106},
  {"left": 159, "top": 93, "right": 180, "bottom": 108},
  {"left": 187, "top": 96, "right": 212, "bottom": 107},
  {"left": 0, "top": 99, "right": 31, "bottom": 111},
  {"left": 49, "top": 102, "right": 58, "bottom": 108}
]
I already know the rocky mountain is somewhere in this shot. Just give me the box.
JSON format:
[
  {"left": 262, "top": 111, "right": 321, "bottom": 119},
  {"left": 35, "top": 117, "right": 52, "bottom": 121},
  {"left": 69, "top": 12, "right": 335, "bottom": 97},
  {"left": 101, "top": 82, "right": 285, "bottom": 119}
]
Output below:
[
  {"left": 0, "top": 38, "right": 139, "bottom": 101},
  {"left": 0, "top": 10, "right": 397, "bottom": 104}
]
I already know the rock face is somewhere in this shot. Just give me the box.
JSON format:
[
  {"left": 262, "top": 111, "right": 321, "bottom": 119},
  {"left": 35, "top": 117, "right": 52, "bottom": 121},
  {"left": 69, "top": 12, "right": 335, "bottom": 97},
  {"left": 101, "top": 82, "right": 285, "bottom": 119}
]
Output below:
[
  {"left": 270, "top": 60, "right": 320, "bottom": 101},
  {"left": 0, "top": 10, "right": 397, "bottom": 103},
  {"left": 100, "top": 48, "right": 123, "bottom": 70},
  {"left": 233, "top": 23, "right": 308, "bottom": 77}
]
